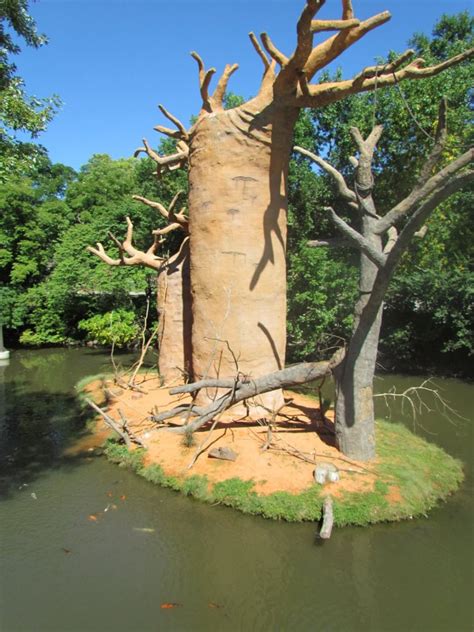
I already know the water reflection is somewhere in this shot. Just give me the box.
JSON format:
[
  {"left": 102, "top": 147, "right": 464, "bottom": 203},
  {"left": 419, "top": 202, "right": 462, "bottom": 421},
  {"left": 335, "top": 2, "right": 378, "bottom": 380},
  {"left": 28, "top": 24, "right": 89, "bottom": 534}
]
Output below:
[{"left": 0, "top": 350, "right": 472, "bottom": 631}]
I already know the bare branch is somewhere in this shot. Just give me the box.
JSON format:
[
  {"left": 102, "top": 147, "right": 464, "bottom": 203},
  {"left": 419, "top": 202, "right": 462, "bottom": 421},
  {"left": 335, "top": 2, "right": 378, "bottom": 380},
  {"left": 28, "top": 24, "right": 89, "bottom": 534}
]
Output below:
[
  {"left": 311, "top": 18, "right": 360, "bottom": 33},
  {"left": 300, "top": 47, "right": 474, "bottom": 108},
  {"left": 160, "top": 356, "right": 342, "bottom": 435},
  {"left": 212, "top": 63, "right": 239, "bottom": 108},
  {"left": 342, "top": 0, "right": 354, "bottom": 20},
  {"left": 374, "top": 378, "right": 468, "bottom": 429},
  {"left": 157, "top": 104, "right": 188, "bottom": 140},
  {"left": 274, "top": 0, "right": 325, "bottom": 89},
  {"left": 387, "top": 168, "right": 473, "bottom": 258},
  {"left": 304, "top": 10, "right": 391, "bottom": 79},
  {"left": 191, "top": 51, "right": 216, "bottom": 111},
  {"left": 133, "top": 192, "right": 188, "bottom": 233},
  {"left": 295, "top": 145, "right": 357, "bottom": 205},
  {"left": 87, "top": 217, "right": 164, "bottom": 271},
  {"left": 353, "top": 49, "right": 416, "bottom": 81},
  {"left": 383, "top": 226, "right": 398, "bottom": 254},
  {"left": 248, "top": 32, "right": 270, "bottom": 70},
  {"left": 375, "top": 147, "right": 473, "bottom": 234},
  {"left": 260, "top": 32, "right": 288, "bottom": 67},
  {"left": 154, "top": 125, "right": 182, "bottom": 140},
  {"left": 350, "top": 125, "right": 383, "bottom": 158},
  {"left": 325, "top": 206, "right": 386, "bottom": 268},
  {"left": 87, "top": 243, "right": 122, "bottom": 267},
  {"left": 152, "top": 223, "right": 182, "bottom": 237},
  {"left": 84, "top": 398, "right": 145, "bottom": 448},
  {"left": 132, "top": 194, "right": 170, "bottom": 221},
  {"left": 134, "top": 138, "right": 189, "bottom": 175}
]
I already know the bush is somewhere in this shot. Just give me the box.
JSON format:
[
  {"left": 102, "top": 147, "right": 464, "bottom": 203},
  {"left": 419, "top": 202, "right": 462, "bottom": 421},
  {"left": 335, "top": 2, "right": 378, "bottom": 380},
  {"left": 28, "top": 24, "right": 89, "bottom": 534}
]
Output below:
[{"left": 78, "top": 309, "right": 140, "bottom": 347}]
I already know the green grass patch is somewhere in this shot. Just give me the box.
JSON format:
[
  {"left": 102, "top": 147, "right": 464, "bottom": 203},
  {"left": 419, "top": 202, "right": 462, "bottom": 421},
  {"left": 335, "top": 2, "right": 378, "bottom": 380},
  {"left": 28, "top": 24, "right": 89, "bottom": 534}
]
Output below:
[{"left": 101, "top": 419, "right": 463, "bottom": 527}]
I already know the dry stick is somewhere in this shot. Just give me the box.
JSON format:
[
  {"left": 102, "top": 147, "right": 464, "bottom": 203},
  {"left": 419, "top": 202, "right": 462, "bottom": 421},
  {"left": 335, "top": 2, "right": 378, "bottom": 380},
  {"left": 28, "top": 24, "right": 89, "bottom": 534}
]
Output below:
[
  {"left": 187, "top": 427, "right": 228, "bottom": 470},
  {"left": 374, "top": 378, "right": 467, "bottom": 432},
  {"left": 116, "top": 407, "right": 145, "bottom": 447},
  {"left": 84, "top": 398, "right": 145, "bottom": 448},
  {"left": 187, "top": 378, "right": 238, "bottom": 470},
  {"left": 249, "top": 426, "right": 370, "bottom": 474}
]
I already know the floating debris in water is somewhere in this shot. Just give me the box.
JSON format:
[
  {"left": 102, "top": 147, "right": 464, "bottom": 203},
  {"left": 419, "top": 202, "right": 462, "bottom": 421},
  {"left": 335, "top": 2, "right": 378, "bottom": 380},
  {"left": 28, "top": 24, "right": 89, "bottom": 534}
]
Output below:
[
  {"left": 208, "top": 602, "right": 222, "bottom": 609},
  {"left": 31, "top": 492, "right": 37, "bottom": 500},
  {"left": 62, "top": 548, "right": 72, "bottom": 555},
  {"left": 160, "top": 603, "right": 181, "bottom": 609},
  {"left": 88, "top": 514, "right": 98, "bottom": 522},
  {"left": 133, "top": 527, "right": 155, "bottom": 533}
]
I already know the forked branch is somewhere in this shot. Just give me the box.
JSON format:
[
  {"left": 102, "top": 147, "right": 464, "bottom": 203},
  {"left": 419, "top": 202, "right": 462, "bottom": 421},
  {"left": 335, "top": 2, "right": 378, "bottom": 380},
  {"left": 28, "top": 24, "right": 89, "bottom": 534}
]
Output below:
[
  {"left": 300, "top": 46, "right": 474, "bottom": 108},
  {"left": 295, "top": 145, "right": 357, "bottom": 206},
  {"left": 133, "top": 191, "right": 189, "bottom": 233},
  {"left": 87, "top": 217, "right": 163, "bottom": 270},
  {"left": 134, "top": 137, "right": 189, "bottom": 176}
]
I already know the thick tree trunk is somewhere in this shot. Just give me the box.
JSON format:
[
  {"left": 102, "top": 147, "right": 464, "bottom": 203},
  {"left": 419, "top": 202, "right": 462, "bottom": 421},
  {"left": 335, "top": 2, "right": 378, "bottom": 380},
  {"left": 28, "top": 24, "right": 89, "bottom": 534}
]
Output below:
[
  {"left": 157, "top": 239, "right": 192, "bottom": 384},
  {"left": 187, "top": 103, "right": 297, "bottom": 412},
  {"left": 334, "top": 211, "right": 382, "bottom": 461},
  {"left": 334, "top": 306, "right": 382, "bottom": 461}
]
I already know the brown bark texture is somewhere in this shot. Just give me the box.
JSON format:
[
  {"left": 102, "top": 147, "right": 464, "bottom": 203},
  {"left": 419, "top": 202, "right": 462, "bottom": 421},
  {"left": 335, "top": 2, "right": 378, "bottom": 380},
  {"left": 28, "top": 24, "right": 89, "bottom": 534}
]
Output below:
[
  {"left": 157, "top": 238, "right": 192, "bottom": 384},
  {"left": 187, "top": 104, "right": 296, "bottom": 411}
]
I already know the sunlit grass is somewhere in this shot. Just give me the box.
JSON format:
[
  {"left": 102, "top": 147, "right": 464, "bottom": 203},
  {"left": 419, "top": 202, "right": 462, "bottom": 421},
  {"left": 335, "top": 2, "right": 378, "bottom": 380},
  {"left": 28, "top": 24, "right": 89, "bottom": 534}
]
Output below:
[{"left": 102, "top": 418, "right": 464, "bottom": 526}]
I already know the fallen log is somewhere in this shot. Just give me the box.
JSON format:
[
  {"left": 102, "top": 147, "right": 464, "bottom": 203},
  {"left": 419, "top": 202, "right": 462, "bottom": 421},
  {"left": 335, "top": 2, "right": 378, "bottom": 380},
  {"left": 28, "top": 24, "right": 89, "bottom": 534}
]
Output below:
[{"left": 162, "top": 355, "right": 342, "bottom": 435}]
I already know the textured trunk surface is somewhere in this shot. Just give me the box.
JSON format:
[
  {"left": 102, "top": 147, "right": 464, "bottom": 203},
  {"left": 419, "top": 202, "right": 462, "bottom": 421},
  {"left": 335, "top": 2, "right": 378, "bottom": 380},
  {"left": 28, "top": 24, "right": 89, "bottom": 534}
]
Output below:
[
  {"left": 157, "top": 239, "right": 192, "bottom": 384},
  {"left": 334, "top": 309, "right": 381, "bottom": 461},
  {"left": 334, "top": 213, "right": 383, "bottom": 461},
  {"left": 187, "top": 105, "right": 296, "bottom": 412}
]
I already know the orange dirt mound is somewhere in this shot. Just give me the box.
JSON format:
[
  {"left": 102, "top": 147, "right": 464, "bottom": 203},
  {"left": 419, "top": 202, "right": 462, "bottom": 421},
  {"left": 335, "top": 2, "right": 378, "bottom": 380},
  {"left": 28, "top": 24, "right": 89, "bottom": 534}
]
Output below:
[{"left": 81, "top": 375, "right": 381, "bottom": 498}]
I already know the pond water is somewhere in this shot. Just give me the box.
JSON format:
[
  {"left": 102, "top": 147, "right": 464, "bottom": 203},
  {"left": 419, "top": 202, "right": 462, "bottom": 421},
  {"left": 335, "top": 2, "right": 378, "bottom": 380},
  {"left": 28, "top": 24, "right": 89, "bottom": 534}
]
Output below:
[{"left": 0, "top": 349, "right": 472, "bottom": 631}]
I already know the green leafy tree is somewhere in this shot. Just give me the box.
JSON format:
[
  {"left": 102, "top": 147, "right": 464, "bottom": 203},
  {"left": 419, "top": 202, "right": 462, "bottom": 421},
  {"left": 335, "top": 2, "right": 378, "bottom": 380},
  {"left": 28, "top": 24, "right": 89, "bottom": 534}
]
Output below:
[
  {"left": 0, "top": 156, "right": 75, "bottom": 336},
  {"left": 0, "top": 0, "right": 61, "bottom": 179}
]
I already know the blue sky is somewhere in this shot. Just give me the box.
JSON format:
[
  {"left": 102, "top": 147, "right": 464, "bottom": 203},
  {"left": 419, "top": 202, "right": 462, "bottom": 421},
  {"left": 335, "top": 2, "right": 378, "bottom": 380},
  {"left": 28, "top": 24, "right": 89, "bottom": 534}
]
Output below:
[{"left": 17, "top": 0, "right": 472, "bottom": 170}]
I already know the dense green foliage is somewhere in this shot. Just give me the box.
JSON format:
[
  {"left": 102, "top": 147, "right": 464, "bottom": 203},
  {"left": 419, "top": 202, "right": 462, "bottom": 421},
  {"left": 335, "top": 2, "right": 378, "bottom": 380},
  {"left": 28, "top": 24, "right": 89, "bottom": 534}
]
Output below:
[
  {"left": 0, "top": 148, "right": 186, "bottom": 345},
  {"left": 78, "top": 309, "right": 139, "bottom": 347},
  {"left": 1, "top": 12, "right": 471, "bottom": 376},
  {"left": 0, "top": 0, "right": 61, "bottom": 179}
]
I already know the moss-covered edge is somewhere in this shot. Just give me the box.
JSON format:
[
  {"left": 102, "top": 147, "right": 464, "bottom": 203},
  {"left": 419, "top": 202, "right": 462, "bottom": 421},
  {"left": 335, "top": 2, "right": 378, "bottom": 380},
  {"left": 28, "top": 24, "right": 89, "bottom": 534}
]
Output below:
[
  {"left": 78, "top": 374, "right": 464, "bottom": 526},
  {"left": 102, "top": 421, "right": 464, "bottom": 527}
]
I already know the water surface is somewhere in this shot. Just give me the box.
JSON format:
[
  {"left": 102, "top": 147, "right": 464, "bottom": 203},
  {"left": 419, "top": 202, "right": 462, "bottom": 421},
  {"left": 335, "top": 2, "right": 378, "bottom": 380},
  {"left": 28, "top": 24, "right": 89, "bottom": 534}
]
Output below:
[{"left": 0, "top": 349, "right": 472, "bottom": 631}]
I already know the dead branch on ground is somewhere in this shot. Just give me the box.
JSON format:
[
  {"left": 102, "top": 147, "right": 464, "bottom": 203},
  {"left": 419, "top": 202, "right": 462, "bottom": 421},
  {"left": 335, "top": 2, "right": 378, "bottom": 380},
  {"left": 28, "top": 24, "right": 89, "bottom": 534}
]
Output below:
[{"left": 84, "top": 397, "right": 145, "bottom": 448}]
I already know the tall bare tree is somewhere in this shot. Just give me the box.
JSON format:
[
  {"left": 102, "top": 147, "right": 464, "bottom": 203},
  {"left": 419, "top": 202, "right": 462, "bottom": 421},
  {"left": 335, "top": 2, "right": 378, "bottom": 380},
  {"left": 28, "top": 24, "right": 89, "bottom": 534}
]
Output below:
[{"left": 296, "top": 99, "right": 473, "bottom": 459}]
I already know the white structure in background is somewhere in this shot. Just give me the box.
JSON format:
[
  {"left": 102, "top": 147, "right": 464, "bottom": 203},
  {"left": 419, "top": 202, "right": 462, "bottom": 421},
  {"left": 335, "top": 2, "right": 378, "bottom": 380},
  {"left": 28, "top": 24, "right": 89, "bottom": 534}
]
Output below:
[{"left": 0, "top": 324, "right": 10, "bottom": 360}]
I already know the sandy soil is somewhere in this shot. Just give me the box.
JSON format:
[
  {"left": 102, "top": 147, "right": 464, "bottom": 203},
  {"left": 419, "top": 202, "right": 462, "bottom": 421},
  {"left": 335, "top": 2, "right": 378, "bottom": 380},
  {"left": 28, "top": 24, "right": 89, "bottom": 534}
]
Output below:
[{"left": 81, "top": 375, "right": 379, "bottom": 497}]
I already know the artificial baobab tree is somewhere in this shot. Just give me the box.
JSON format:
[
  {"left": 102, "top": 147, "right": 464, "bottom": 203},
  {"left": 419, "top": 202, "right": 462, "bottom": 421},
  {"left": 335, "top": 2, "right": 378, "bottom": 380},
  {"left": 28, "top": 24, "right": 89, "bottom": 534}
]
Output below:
[
  {"left": 87, "top": 192, "right": 192, "bottom": 384},
  {"left": 155, "top": 99, "right": 473, "bottom": 461},
  {"left": 135, "top": 0, "right": 472, "bottom": 412}
]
